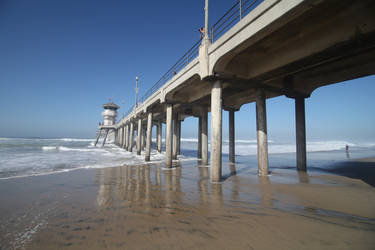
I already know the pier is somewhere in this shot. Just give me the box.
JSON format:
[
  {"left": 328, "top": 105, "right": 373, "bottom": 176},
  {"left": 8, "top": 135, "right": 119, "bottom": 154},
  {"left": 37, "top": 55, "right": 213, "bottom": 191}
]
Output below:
[{"left": 111, "top": 0, "right": 375, "bottom": 181}]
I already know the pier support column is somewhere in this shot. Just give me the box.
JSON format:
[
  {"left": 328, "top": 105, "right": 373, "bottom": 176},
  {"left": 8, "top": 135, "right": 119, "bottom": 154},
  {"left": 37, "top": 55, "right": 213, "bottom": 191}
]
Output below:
[
  {"left": 119, "top": 127, "right": 122, "bottom": 147},
  {"left": 142, "top": 126, "right": 147, "bottom": 150},
  {"left": 202, "top": 109, "right": 208, "bottom": 165},
  {"left": 124, "top": 124, "right": 129, "bottom": 150},
  {"left": 256, "top": 88, "right": 269, "bottom": 176},
  {"left": 198, "top": 116, "right": 202, "bottom": 159},
  {"left": 145, "top": 112, "right": 153, "bottom": 161},
  {"left": 229, "top": 110, "right": 235, "bottom": 164},
  {"left": 172, "top": 113, "right": 178, "bottom": 160},
  {"left": 177, "top": 120, "right": 181, "bottom": 155},
  {"left": 137, "top": 119, "right": 142, "bottom": 155},
  {"left": 123, "top": 126, "right": 127, "bottom": 149},
  {"left": 165, "top": 104, "right": 173, "bottom": 168},
  {"left": 295, "top": 97, "right": 307, "bottom": 171},
  {"left": 129, "top": 122, "right": 134, "bottom": 152},
  {"left": 210, "top": 81, "right": 222, "bottom": 182},
  {"left": 95, "top": 129, "right": 102, "bottom": 147},
  {"left": 102, "top": 129, "right": 109, "bottom": 147},
  {"left": 157, "top": 121, "right": 162, "bottom": 153}
]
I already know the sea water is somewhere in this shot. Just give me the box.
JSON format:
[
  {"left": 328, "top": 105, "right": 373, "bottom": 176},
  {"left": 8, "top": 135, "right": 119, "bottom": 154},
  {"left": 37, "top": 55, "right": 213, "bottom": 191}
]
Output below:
[{"left": 0, "top": 137, "right": 374, "bottom": 179}]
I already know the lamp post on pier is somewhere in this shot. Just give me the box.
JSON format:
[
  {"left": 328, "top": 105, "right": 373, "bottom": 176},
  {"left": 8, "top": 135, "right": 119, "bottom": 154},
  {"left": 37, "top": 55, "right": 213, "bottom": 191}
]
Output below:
[
  {"left": 122, "top": 100, "right": 125, "bottom": 118},
  {"left": 135, "top": 76, "right": 139, "bottom": 108}
]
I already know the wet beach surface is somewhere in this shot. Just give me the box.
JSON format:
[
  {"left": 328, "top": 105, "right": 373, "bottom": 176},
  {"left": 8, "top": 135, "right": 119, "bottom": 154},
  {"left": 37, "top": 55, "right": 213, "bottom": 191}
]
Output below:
[{"left": 1, "top": 160, "right": 375, "bottom": 249}]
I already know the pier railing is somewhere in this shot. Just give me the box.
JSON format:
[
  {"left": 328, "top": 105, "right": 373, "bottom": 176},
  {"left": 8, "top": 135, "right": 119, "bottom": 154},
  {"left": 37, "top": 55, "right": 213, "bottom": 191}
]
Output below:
[
  {"left": 123, "top": 0, "right": 263, "bottom": 120},
  {"left": 211, "top": 0, "right": 263, "bottom": 42}
]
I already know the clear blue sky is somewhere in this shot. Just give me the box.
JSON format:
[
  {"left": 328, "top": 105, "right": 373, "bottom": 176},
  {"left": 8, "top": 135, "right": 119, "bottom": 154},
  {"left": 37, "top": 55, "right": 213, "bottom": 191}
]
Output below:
[{"left": 1, "top": 0, "right": 374, "bottom": 142}]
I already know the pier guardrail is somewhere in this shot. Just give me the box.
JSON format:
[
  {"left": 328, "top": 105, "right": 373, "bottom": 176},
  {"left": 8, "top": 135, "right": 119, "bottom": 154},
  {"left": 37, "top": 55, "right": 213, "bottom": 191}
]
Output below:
[
  {"left": 123, "top": 0, "right": 263, "bottom": 120},
  {"left": 211, "top": 0, "right": 263, "bottom": 42}
]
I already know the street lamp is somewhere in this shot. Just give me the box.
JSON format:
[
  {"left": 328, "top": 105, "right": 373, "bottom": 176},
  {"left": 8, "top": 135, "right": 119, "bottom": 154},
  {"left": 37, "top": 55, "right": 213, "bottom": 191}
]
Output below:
[
  {"left": 135, "top": 76, "right": 139, "bottom": 107},
  {"left": 122, "top": 100, "right": 125, "bottom": 118}
]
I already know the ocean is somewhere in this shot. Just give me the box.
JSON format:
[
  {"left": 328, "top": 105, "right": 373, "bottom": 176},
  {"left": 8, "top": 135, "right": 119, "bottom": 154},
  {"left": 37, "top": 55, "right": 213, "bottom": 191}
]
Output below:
[{"left": 1, "top": 137, "right": 374, "bottom": 179}]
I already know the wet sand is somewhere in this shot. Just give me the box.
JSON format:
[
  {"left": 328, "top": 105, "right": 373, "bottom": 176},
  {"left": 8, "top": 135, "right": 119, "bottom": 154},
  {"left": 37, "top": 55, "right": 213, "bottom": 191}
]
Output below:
[{"left": 1, "top": 159, "right": 375, "bottom": 249}]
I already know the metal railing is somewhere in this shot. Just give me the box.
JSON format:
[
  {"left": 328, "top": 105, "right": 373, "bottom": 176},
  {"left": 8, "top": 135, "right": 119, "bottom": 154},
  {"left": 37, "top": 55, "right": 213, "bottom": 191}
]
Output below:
[
  {"left": 211, "top": 0, "right": 263, "bottom": 42},
  {"left": 123, "top": 0, "right": 263, "bottom": 120}
]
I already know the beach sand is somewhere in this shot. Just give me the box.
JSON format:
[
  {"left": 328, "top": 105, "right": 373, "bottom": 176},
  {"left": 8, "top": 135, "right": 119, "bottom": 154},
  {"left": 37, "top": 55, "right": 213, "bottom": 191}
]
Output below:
[{"left": 0, "top": 159, "right": 375, "bottom": 249}]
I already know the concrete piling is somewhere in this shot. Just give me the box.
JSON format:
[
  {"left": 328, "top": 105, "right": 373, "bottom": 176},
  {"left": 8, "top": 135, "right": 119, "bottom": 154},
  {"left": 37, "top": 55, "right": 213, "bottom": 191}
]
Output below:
[
  {"left": 177, "top": 120, "right": 181, "bottom": 155},
  {"left": 256, "top": 88, "right": 269, "bottom": 176},
  {"left": 202, "top": 109, "right": 208, "bottom": 165},
  {"left": 198, "top": 116, "right": 202, "bottom": 159},
  {"left": 210, "top": 80, "right": 222, "bottom": 182},
  {"left": 137, "top": 119, "right": 142, "bottom": 155},
  {"left": 165, "top": 104, "right": 173, "bottom": 168},
  {"left": 295, "top": 97, "right": 307, "bottom": 171},
  {"left": 173, "top": 113, "right": 178, "bottom": 160},
  {"left": 229, "top": 110, "right": 235, "bottom": 164},
  {"left": 157, "top": 121, "right": 162, "bottom": 153},
  {"left": 129, "top": 122, "right": 134, "bottom": 152},
  {"left": 145, "top": 112, "right": 153, "bottom": 161}
]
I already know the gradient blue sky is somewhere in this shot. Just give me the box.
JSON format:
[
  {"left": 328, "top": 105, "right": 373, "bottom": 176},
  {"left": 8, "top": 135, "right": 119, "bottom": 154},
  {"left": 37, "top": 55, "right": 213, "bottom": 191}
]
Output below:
[{"left": 1, "top": 0, "right": 374, "bottom": 142}]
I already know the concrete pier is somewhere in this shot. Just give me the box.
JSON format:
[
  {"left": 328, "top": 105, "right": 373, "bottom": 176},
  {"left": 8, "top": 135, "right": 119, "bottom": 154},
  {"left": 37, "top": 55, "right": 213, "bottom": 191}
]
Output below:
[
  {"left": 256, "top": 88, "right": 269, "bottom": 176},
  {"left": 145, "top": 112, "right": 153, "bottom": 161},
  {"left": 109, "top": 0, "right": 375, "bottom": 183},
  {"left": 198, "top": 117, "right": 202, "bottom": 159},
  {"left": 201, "top": 110, "right": 208, "bottom": 165},
  {"left": 137, "top": 119, "right": 142, "bottom": 155},
  {"left": 210, "top": 81, "right": 222, "bottom": 182},
  {"left": 172, "top": 114, "right": 178, "bottom": 160},
  {"left": 229, "top": 110, "right": 235, "bottom": 164},
  {"left": 157, "top": 121, "right": 162, "bottom": 153},
  {"left": 295, "top": 97, "right": 307, "bottom": 171},
  {"left": 165, "top": 104, "right": 173, "bottom": 168}
]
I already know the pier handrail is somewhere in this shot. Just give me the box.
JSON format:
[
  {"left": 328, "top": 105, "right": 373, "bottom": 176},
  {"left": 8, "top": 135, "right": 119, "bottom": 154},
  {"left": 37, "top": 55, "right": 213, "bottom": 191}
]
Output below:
[
  {"left": 211, "top": 0, "right": 263, "bottom": 42},
  {"left": 123, "top": 0, "right": 263, "bottom": 120}
]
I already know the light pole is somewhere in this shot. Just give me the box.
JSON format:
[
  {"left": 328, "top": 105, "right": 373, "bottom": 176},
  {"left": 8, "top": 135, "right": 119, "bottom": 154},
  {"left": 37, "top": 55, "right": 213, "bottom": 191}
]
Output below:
[
  {"left": 135, "top": 76, "right": 139, "bottom": 108},
  {"left": 205, "top": 0, "right": 209, "bottom": 41},
  {"left": 122, "top": 100, "right": 125, "bottom": 118}
]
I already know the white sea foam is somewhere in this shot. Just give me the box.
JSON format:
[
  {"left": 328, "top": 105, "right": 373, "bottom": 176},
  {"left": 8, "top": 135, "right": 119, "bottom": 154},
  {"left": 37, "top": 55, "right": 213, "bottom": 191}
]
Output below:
[
  {"left": 59, "top": 138, "right": 94, "bottom": 142},
  {"left": 42, "top": 146, "right": 57, "bottom": 151},
  {"left": 1, "top": 137, "right": 374, "bottom": 179}
]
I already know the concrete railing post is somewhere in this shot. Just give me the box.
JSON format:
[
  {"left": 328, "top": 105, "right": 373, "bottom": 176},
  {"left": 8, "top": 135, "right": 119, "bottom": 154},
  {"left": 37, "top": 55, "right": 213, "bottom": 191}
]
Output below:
[
  {"left": 129, "top": 122, "right": 134, "bottom": 152},
  {"left": 229, "top": 110, "right": 235, "bottom": 164},
  {"left": 145, "top": 112, "right": 153, "bottom": 161},
  {"left": 137, "top": 119, "right": 142, "bottom": 155},
  {"left": 256, "top": 88, "right": 269, "bottom": 176},
  {"left": 210, "top": 80, "right": 222, "bottom": 182},
  {"left": 198, "top": 116, "right": 202, "bottom": 159},
  {"left": 165, "top": 104, "right": 173, "bottom": 168},
  {"left": 202, "top": 109, "right": 208, "bottom": 165},
  {"left": 295, "top": 97, "right": 307, "bottom": 171}
]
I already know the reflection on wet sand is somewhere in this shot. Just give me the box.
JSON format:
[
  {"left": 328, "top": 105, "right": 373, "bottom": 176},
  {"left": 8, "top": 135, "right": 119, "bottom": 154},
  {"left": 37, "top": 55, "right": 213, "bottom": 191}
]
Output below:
[{"left": 26, "top": 161, "right": 375, "bottom": 249}]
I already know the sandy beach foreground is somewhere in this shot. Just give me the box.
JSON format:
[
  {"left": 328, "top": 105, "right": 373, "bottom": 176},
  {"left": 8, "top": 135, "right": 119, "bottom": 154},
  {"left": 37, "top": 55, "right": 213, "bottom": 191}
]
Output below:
[{"left": 1, "top": 159, "right": 375, "bottom": 250}]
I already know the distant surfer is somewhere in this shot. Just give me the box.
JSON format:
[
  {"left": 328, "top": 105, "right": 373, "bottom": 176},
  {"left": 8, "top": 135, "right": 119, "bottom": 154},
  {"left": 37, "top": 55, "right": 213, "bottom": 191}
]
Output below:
[{"left": 345, "top": 144, "right": 350, "bottom": 159}]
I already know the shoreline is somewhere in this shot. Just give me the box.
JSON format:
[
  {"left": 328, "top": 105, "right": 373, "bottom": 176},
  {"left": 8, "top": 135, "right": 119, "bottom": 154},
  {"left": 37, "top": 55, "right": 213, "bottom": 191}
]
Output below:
[{"left": 0, "top": 158, "right": 374, "bottom": 249}]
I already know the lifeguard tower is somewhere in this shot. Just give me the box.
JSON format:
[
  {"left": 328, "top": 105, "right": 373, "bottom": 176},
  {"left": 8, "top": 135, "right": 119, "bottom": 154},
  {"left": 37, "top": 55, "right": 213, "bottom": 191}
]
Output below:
[{"left": 95, "top": 100, "right": 119, "bottom": 146}]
